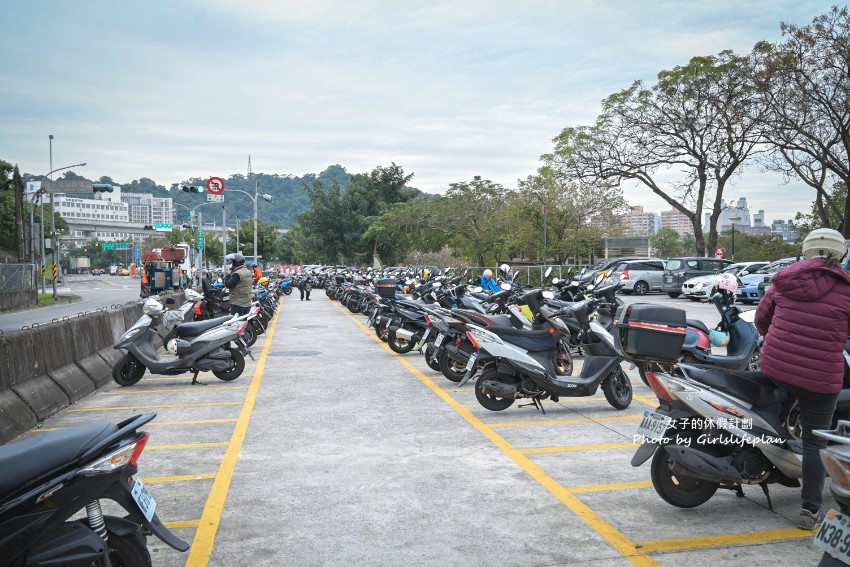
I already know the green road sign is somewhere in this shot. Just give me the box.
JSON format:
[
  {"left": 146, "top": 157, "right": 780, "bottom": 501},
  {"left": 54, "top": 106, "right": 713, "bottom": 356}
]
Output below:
[
  {"left": 102, "top": 242, "right": 130, "bottom": 251},
  {"left": 198, "top": 231, "right": 204, "bottom": 250}
]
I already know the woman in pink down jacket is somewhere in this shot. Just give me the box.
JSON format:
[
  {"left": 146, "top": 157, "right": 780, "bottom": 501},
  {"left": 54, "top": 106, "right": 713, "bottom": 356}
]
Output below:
[{"left": 755, "top": 228, "right": 850, "bottom": 530}]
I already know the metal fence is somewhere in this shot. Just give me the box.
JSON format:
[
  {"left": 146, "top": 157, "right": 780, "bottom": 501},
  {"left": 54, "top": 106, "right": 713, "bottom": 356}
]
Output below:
[
  {"left": 0, "top": 264, "right": 36, "bottom": 291},
  {"left": 463, "top": 265, "right": 581, "bottom": 287}
]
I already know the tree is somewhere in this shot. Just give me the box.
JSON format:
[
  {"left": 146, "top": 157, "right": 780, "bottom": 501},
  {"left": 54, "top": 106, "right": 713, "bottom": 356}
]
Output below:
[
  {"left": 516, "top": 166, "right": 629, "bottom": 264},
  {"left": 650, "top": 228, "right": 684, "bottom": 257},
  {"left": 752, "top": 6, "right": 850, "bottom": 236},
  {"left": 438, "top": 176, "right": 510, "bottom": 266},
  {"left": 552, "top": 50, "right": 764, "bottom": 255}
]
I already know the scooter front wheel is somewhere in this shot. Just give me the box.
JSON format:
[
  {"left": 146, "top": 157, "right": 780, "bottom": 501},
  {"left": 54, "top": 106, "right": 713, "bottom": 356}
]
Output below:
[
  {"left": 602, "top": 367, "right": 633, "bottom": 410},
  {"left": 213, "top": 348, "right": 245, "bottom": 381},
  {"left": 112, "top": 354, "right": 146, "bottom": 386}
]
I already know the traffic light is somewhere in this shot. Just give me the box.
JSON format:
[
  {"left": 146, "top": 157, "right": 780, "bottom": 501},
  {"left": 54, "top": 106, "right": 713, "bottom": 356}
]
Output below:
[
  {"left": 181, "top": 186, "right": 203, "bottom": 193},
  {"left": 143, "top": 225, "right": 155, "bottom": 230}
]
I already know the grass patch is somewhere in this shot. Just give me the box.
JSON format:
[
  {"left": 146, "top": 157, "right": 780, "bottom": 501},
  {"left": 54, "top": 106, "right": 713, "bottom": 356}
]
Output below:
[{"left": 37, "top": 293, "right": 81, "bottom": 307}]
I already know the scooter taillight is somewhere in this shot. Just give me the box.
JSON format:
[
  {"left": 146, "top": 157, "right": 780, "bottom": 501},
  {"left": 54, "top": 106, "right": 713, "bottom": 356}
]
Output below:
[
  {"left": 645, "top": 372, "right": 675, "bottom": 403},
  {"left": 466, "top": 330, "right": 481, "bottom": 350},
  {"left": 129, "top": 433, "right": 150, "bottom": 468},
  {"left": 424, "top": 314, "right": 432, "bottom": 325}
]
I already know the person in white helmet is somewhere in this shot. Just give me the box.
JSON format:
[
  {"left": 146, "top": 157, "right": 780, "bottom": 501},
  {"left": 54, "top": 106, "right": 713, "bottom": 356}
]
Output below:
[{"left": 755, "top": 228, "right": 850, "bottom": 529}]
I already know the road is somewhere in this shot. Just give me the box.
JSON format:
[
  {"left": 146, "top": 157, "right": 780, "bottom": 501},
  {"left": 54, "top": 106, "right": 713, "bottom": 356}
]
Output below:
[
  {"left": 6, "top": 289, "right": 824, "bottom": 567},
  {"left": 0, "top": 274, "right": 143, "bottom": 332}
]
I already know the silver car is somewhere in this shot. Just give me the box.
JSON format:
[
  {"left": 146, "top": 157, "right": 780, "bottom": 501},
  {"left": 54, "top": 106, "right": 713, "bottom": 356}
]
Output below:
[
  {"left": 612, "top": 259, "right": 666, "bottom": 295},
  {"left": 681, "top": 261, "right": 769, "bottom": 301}
]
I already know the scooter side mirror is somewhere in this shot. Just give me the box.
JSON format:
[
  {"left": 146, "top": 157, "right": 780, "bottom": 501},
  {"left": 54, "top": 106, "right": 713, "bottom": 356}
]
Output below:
[
  {"left": 542, "top": 290, "right": 555, "bottom": 300},
  {"left": 165, "top": 297, "right": 176, "bottom": 305}
]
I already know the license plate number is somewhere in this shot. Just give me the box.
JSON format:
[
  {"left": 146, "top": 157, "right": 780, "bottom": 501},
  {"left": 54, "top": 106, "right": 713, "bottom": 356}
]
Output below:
[
  {"left": 815, "top": 510, "right": 850, "bottom": 560},
  {"left": 636, "top": 411, "right": 673, "bottom": 441},
  {"left": 131, "top": 477, "right": 156, "bottom": 522},
  {"left": 465, "top": 353, "right": 478, "bottom": 371},
  {"left": 434, "top": 333, "right": 445, "bottom": 347}
]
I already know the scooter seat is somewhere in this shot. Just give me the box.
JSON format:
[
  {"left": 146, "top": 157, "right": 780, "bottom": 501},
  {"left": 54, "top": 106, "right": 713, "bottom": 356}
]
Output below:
[
  {"left": 686, "top": 319, "right": 710, "bottom": 334},
  {"left": 456, "top": 311, "right": 514, "bottom": 328},
  {"left": 177, "top": 317, "right": 231, "bottom": 338},
  {"left": 0, "top": 422, "right": 118, "bottom": 497},
  {"left": 489, "top": 326, "right": 556, "bottom": 353},
  {"left": 680, "top": 365, "right": 780, "bottom": 407}
]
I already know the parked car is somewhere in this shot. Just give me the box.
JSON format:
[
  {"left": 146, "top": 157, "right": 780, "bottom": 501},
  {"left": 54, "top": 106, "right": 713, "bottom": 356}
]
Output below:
[
  {"left": 680, "top": 261, "right": 770, "bottom": 301},
  {"left": 117, "top": 267, "right": 130, "bottom": 276},
  {"left": 661, "top": 257, "right": 734, "bottom": 298},
  {"left": 737, "top": 256, "right": 802, "bottom": 304},
  {"left": 577, "top": 256, "right": 646, "bottom": 286},
  {"left": 611, "top": 259, "right": 665, "bottom": 295}
]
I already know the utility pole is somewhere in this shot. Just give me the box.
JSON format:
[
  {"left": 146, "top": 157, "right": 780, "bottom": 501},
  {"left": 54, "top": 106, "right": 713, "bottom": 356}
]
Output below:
[{"left": 222, "top": 205, "right": 227, "bottom": 272}]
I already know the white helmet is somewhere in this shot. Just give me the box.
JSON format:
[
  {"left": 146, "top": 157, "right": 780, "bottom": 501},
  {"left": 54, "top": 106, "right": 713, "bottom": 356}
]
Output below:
[
  {"left": 716, "top": 272, "right": 738, "bottom": 294},
  {"left": 802, "top": 228, "right": 847, "bottom": 261},
  {"left": 499, "top": 263, "right": 512, "bottom": 278},
  {"left": 142, "top": 297, "right": 164, "bottom": 317}
]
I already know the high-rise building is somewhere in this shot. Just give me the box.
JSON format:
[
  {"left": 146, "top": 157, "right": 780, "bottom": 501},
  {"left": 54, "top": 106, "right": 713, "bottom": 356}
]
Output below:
[
  {"left": 661, "top": 208, "right": 693, "bottom": 236},
  {"left": 625, "top": 205, "right": 658, "bottom": 237},
  {"left": 771, "top": 219, "right": 798, "bottom": 242}
]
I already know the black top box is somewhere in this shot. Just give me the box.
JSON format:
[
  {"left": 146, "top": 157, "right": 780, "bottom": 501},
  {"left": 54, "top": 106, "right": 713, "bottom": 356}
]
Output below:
[
  {"left": 616, "top": 304, "right": 687, "bottom": 363},
  {"left": 376, "top": 278, "right": 398, "bottom": 298}
]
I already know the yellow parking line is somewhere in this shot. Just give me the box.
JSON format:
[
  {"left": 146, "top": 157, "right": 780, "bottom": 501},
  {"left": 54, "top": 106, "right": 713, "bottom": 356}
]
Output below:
[
  {"left": 186, "top": 303, "right": 282, "bottom": 566},
  {"left": 491, "top": 415, "right": 642, "bottom": 427},
  {"left": 521, "top": 442, "right": 637, "bottom": 454},
  {"left": 147, "top": 419, "right": 238, "bottom": 427},
  {"left": 109, "top": 386, "right": 249, "bottom": 395},
  {"left": 144, "top": 474, "right": 217, "bottom": 484},
  {"left": 68, "top": 401, "right": 242, "bottom": 412},
  {"left": 571, "top": 481, "right": 653, "bottom": 493},
  {"left": 636, "top": 528, "right": 812, "bottom": 552},
  {"left": 165, "top": 520, "right": 202, "bottom": 529},
  {"left": 633, "top": 395, "right": 659, "bottom": 408},
  {"left": 142, "top": 374, "right": 256, "bottom": 382},
  {"left": 147, "top": 442, "right": 229, "bottom": 451},
  {"left": 332, "top": 302, "right": 658, "bottom": 567}
]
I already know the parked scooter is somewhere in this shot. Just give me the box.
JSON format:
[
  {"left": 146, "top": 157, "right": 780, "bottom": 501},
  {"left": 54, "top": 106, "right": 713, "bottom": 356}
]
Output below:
[
  {"left": 461, "top": 280, "right": 633, "bottom": 413},
  {"left": 637, "top": 282, "right": 761, "bottom": 386},
  {"left": 0, "top": 412, "right": 189, "bottom": 565},
  {"left": 112, "top": 296, "right": 251, "bottom": 386},
  {"left": 813, "top": 421, "right": 850, "bottom": 565}
]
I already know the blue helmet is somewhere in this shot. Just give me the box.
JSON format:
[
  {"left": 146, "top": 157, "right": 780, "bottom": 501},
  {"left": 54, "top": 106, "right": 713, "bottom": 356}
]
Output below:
[{"left": 709, "top": 328, "right": 730, "bottom": 347}]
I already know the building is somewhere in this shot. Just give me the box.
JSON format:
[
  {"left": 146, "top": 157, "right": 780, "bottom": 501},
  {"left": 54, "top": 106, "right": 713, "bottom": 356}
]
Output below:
[
  {"left": 660, "top": 208, "right": 694, "bottom": 236},
  {"left": 771, "top": 219, "right": 798, "bottom": 242},
  {"left": 625, "top": 206, "right": 658, "bottom": 237}
]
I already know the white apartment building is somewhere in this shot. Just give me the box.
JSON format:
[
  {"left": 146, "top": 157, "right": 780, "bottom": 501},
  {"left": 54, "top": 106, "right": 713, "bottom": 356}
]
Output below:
[
  {"left": 660, "top": 208, "right": 694, "bottom": 236},
  {"left": 625, "top": 205, "right": 659, "bottom": 237}
]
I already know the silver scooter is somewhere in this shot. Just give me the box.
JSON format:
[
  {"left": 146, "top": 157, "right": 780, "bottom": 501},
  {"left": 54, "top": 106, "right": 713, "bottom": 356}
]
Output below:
[{"left": 112, "top": 296, "right": 251, "bottom": 386}]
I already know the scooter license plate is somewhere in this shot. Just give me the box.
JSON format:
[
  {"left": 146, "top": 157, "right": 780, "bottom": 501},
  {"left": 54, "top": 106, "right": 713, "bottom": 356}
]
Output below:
[
  {"left": 130, "top": 477, "right": 157, "bottom": 522},
  {"left": 636, "top": 410, "right": 673, "bottom": 441},
  {"left": 465, "top": 353, "right": 478, "bottom": 371},
  {"left": 434, "top": 333, "right": 445, "bottom": 347},
  {"left": 814, "top": 510, "right": 850, "bottom": 560}
]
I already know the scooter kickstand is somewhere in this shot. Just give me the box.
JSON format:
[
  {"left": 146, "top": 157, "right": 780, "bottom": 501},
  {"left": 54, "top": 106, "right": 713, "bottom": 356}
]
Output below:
[
  {"left": 191, "top": 371, "right": 204, "bottom": 386},
  {"left": 760, "top": 484, "right": 774, "bottom": 511}
]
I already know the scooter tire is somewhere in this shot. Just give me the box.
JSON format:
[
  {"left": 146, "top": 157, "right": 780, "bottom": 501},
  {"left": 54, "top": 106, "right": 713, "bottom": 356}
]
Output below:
[
  {"left": 474, "top": 368, "right": 515, "bottom": 411},
  {"left": 439, "top": 349, "right": 468, "bottom": 383},
  {"left": 112, "top": 354, "right": 147, "bottom": 386},
  {"left": 388, "top": 332, "right": 416, "bottom": 354},
  {"left": 650, "top": 435, "right": 719, "bottom": 508},
  {"left": 602, "top": 367, "right": 633, "bottom": 410},
  {"left": 107, "top": 527, "right": 152, "bottom": 567},
  {"left": 424, "top": 344, "right": 442, "bottom": 372},
  {"left": 242, "top": 325, "right": 257, "bottom": 348},
  {"left": 213, "top": 348, "right": 245, "bottom": 381},
  {"left": 283, "top": 287, "right": 292, "bottom": 295}
]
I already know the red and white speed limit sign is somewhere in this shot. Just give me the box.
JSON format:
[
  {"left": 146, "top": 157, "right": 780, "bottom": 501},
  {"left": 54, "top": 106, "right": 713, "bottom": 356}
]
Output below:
[{"left": 207, "top": 177, "right": 226, "bottom": 194}]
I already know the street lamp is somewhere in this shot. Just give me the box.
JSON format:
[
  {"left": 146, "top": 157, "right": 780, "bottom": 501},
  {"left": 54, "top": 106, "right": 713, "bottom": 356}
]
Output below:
[
  {"left": 729, "top": 216, "right": 741, "bottom": 261},
  {"left": 30, "top": 163, "right": 86, "bottom": 293},
  {"left": 226, "top": 180, "right": 274, "bottom": 266}
]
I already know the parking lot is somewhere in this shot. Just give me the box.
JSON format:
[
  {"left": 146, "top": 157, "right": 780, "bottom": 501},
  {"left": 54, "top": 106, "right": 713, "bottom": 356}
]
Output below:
[{"left": 17, "top": 291, "right": 829, "bottom": 566}]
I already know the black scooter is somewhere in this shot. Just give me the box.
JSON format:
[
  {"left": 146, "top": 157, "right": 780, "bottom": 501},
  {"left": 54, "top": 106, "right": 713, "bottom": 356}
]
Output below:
[{"left": 0, "top": 413, "right": 189, "bottom": 565}]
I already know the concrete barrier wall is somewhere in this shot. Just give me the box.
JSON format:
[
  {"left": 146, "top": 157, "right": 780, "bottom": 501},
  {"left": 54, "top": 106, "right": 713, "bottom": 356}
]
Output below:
[
  {"left": 0, "top": 290, "right": 37, "bottom": 311},
  {"left": 0, "top": 293, "right": 188, "bottom": 444}
]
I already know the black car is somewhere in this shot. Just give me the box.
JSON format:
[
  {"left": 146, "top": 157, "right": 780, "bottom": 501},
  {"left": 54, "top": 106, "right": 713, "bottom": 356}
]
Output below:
[{"left": 662, "top": 257, "right": 734, "bottom": 298}]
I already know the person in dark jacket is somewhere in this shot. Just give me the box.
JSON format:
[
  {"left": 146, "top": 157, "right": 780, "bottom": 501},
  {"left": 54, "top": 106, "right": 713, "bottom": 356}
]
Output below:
[
  {"left": 224, "top": 252, "right": 253, "bottom": 316},
  {"left": 297, "top": 275, "right": 312, "bottom": 301},
  {"left": 755, "top": 228, "right": 850, "bottom": 529}
]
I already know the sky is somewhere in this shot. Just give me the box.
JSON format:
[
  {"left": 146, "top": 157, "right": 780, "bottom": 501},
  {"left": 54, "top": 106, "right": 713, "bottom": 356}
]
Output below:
[{"left": 0, "top": 0, "right": 836, "bottom": 223}]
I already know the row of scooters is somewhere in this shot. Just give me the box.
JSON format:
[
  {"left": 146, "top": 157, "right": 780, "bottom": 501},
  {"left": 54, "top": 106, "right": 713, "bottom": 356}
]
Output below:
[
  {"left": 0, "top": 278, "right": 286, "bottom": 565},
  {"left": 326, "top": 267, "right": 850, "bottom": 565}
]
